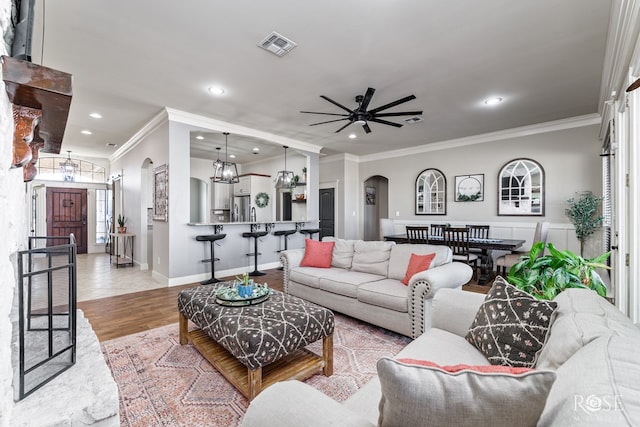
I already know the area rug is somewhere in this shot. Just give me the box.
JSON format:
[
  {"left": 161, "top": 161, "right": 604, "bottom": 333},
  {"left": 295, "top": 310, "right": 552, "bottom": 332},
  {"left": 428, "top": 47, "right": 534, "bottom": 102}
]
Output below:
[{"left": 101, "top": 314, "right": 411, "bottom": 427}]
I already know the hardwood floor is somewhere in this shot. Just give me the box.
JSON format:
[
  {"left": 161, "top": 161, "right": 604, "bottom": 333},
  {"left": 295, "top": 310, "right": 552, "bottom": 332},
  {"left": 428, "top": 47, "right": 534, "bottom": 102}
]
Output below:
[{"left": 79, "top": 269, "right": 285, "bottom": 342}]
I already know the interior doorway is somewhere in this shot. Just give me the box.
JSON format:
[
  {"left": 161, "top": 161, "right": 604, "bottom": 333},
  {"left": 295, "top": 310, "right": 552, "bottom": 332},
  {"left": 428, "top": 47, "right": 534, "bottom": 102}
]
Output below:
[
  {"left": 319, "top": 188, "right": 335, "bottom": 239},
  {"left": 363, "top": 175, "right": 389, "bottom": 241},
  {"left": 140, "top": 159, "right": 154, "bottom": 271}
]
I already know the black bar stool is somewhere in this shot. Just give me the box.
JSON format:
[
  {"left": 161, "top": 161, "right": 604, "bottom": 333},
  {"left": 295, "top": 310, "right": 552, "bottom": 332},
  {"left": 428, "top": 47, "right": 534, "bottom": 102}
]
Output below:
[
  {"left": 273, "top": 229, "right": 297, "bottom": 270},
  {"left": 242, "top": 230, "right": 269, "bottom": 276},
  {"left": 195, "top": 233, "right": 226, "bottom": 284},
  {"left": 300, "top": 228, "right": 321, "bottom": 240}
]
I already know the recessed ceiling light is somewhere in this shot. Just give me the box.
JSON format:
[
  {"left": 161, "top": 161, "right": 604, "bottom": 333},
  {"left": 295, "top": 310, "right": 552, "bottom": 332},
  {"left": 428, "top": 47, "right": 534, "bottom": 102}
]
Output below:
[
  {"left": 252, "top": 147, "right": 259, "bottom": 152},
  {"left": 229, "top": 154, "right": 236, "bottom": 159},
  {"left": 348, "top": 134, "right": 357, "bottom": 139},
  {"left": 196, "top": 135, "right": 204, "bottom": 140},
  {"left": 484, "top": 97, "right": 503, "bottom": 106},
  {"left": 81, "top": 130, "right": 92, "bottom": 135},
  {"left": 89, "top": 112, "right": 102, "bottom": 119},
  {"left": 208, "top": 86, "right": 225, "bottom": 95}
]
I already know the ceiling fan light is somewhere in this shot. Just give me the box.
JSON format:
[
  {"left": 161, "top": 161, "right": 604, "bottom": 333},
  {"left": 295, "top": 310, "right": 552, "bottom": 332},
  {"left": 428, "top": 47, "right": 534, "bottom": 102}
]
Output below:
[{"left": 354, "top": 119, "right": 366, "bottom": 125}]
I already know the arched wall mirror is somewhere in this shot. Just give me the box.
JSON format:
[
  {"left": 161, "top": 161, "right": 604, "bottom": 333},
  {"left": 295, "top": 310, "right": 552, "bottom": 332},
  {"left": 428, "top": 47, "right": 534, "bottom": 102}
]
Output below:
[
  {"left": 415, "top": 168, "right": 446, "bottom": 215},
  {"left": 497, "top": 158, "right": 545, "bottom": 216}
]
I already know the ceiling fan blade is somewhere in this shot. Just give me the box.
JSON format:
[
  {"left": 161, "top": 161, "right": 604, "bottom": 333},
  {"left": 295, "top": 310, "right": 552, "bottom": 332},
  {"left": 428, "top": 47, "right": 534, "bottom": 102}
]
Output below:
[
  {"left": 309, "top": 118, "right": 349, "bottom": 126},
  {"left": 320, "top": 95, "right": 355, "bottom": 114},
  {"left": 369, "top": 118, "right": 403, "bottom": 128},
  {"left": 359, "top": 87, "right": 376, "bottom": 111},
  {"left": 335, "top": 121, "right": 353, "bottom": 133},
  {"left": 627, "top": 77, "right": 640, "bottom": 92},
  {"left": 368, "top": 95, "right": 417, "bottom": 114},
  {"left": 300, "top": 111, "right": 350, "bottom": 117},
  {"left": 362, "top": 123, "right": 372, "bottom": 134},
  {"left": 374, "top": 111, "right": 423, "bottom": 117}
]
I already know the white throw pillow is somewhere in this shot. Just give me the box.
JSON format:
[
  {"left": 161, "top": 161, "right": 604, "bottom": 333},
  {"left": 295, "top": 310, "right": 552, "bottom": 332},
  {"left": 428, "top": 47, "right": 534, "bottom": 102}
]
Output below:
[
  {"left": 350, "top": 240, "right": 394, "bottom": 276},
  {"left": 322, "top": 236, "right": 355, "bottom": 269},
  {"left": 377, "top": 357, "right": 556, "bottom": 427}
]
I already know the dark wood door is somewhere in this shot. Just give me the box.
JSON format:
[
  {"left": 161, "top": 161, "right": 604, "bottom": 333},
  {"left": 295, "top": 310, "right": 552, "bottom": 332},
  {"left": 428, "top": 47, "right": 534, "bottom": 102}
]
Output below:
[
  {"left": 46, "top": 187, "right": 88, "bottom": 254},
  {"left": 319, "top": 188, "right": 335, "bottom": 239}
]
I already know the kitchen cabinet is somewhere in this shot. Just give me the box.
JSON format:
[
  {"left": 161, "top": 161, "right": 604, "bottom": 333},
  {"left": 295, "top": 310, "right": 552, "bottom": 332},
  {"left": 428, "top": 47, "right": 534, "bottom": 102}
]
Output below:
[
  {"left": 211, "top": 182, "right": 231, "bottom": 209},
  {"left": 233, "top": 174, "right": 270, "bottom": 196}
]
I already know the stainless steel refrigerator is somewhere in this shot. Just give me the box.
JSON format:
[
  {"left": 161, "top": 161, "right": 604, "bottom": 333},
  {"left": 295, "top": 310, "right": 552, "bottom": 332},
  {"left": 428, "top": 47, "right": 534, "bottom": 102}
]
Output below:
[{"left": 233, "top": 195, "right": 251, "bottom": 222}]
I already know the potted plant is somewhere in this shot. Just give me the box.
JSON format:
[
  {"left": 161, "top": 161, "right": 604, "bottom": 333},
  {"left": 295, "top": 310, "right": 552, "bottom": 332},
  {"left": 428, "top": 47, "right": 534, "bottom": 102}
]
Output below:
[
  {"left": 507, "top": 242, "right": 610, "bottom": 300},
  {"left": 302, "top": 166, "right": 307, "bottom": 182},
  {"left": 565, "top": 191, "right": 604, "bottom": 256},
  {"left": 117, "top": 214, "right": 127, "bottom": 233}
]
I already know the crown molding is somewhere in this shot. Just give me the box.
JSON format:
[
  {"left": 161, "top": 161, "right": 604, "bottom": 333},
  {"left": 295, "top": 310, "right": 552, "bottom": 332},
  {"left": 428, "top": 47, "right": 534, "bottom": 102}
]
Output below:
[
  {"left": 360, "top": 113, "right": 601, "bottom": 163},
  {"left": 165, "top": 108, "right": 323, "bottom": 154},
  {"left": 320, "top": 152, "right": 360, "bottom": 164},
  {"left": 109, "top": 109, "right": 169, "bottom": 163}
]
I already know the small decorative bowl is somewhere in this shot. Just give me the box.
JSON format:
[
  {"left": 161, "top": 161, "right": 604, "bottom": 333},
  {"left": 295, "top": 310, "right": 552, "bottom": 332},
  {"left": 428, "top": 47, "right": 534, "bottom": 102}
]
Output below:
[{"left": 295, "top": 194, "right": 305, "bottom": 200}]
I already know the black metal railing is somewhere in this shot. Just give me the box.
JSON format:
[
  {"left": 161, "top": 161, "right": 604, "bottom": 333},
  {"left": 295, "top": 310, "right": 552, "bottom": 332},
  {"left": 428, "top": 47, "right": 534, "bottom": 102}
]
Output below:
[{"left": 17, "top": 235, "right": 77, "bottom": 400}]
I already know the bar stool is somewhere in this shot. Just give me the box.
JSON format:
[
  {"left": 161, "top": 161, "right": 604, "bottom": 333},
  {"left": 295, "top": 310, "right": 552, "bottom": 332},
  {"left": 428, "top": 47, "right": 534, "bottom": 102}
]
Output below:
[
  {"left": 195, "top": 233, "right": 227, "bottom": 284},
  {"left": 273, "top": 228, "right": 297, "bottom": 270},
  {"left": 242, "top": 230, "right": 269, "bottom": 276},
  {"left": 300, "top": 228, "right": 321, "bottom": 241}
]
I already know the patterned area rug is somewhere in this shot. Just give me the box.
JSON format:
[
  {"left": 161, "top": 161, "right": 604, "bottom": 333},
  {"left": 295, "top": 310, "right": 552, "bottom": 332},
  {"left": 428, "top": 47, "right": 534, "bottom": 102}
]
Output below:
[{"left": 101, "top": 314, "right": 411, "bottom": 427}]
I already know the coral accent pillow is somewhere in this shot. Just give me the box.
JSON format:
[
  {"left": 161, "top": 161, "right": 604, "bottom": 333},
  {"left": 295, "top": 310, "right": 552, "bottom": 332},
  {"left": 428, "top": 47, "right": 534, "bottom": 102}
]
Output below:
[
  {"left": 397, "top": 359, "right": 533, "bottom": 375},
  {"left": 299, "top": 239, "right": 335, "bottom": 268},
  {"left": 401, "top": 252, "right": 436, "bottom": 285}
]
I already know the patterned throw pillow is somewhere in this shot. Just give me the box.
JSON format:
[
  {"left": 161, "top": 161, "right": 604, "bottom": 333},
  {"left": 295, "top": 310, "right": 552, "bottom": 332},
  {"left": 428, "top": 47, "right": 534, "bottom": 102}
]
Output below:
[{"left": 465, "top": 276, "right": 557, "bottom": 368}]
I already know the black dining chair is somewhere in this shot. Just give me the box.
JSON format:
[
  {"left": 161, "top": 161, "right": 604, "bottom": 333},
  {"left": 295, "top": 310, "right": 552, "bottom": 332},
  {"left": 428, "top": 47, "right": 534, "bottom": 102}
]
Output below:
[
  {"left": 443, "top": 227, "right": 479, "bottom": 279},
  {"left": 430, "top": 224, "right": 446, "bottom": 238},
  {"left": 466, "top": 224, "right": 490, "bottom": 255},
  {"left": 406, "top": 226, "right": 430, "bottom": 244}
]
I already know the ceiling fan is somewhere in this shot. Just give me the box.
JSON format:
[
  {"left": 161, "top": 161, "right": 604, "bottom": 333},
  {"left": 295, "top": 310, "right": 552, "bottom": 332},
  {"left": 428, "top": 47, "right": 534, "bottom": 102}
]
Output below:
[{"left": 300, "top": 87, "right": 422, "bottom": 134}]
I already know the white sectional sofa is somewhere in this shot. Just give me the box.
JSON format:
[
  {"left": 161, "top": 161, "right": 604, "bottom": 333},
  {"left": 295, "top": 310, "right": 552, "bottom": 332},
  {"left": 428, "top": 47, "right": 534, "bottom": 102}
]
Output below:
[
  {"left": 280, "top": 237, "right": 473, "bottom": 339},
  {"left": 243, "top": 286, "right": 640, "bottom": 427}
]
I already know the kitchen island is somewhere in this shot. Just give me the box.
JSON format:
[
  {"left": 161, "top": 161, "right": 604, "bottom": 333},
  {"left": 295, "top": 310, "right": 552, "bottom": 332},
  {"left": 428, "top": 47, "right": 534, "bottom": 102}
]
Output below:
[{"left": 186, "top": 220, "right": 319, "bottom": 282}]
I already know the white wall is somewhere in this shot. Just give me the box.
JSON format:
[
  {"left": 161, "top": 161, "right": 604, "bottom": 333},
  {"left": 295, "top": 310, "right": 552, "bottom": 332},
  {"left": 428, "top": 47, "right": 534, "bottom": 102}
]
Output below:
[{"left": 357, "top": 124, "right": 602, "bottom": 253}]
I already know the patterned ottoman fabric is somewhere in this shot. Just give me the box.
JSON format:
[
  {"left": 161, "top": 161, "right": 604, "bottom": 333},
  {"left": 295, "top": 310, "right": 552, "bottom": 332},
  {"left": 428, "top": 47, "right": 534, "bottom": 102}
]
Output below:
[{"left": 178, "top": 283, "right": 335, "bottom": 371}]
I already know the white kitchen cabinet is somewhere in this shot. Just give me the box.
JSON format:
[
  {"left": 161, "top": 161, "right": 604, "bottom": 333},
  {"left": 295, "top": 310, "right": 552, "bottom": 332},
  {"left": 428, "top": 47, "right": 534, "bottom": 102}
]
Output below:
[
  {"left": 211, "top": 182, "right": 231, "bottom": 209},
  {"left": 234, "top": 176, "right": 251, "bottom": 195}
]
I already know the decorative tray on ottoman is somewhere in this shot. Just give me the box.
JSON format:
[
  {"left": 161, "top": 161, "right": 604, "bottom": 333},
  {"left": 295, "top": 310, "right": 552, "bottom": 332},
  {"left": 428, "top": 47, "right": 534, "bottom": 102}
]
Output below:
[{"left": 215, "top": 284, "right": 272, "bottom": 306}]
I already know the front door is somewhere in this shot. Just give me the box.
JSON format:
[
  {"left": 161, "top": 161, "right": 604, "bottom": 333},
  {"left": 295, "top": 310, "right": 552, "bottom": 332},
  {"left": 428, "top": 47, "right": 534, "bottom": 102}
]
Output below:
[
  {"left": 46, "top": 187, "right": 88, "bottom": 254},
  {"left": 319, "top": 188, "right": 335, "bottom": 239}
]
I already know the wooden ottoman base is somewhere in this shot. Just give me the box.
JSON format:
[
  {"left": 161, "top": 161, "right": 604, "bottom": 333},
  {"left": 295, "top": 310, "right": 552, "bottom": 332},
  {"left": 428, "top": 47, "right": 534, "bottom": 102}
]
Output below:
[{"left": 179, "top": 312, "right": 333, "bottom": 401}]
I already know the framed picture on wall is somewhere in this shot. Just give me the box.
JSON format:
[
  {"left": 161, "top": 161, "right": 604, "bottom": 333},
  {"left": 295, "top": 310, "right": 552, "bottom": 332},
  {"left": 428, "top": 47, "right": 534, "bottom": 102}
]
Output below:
[
  {"left": 153, "top": 164, "right": 168, "bottom": 222},
  {"left": 365, "top": 186, "right": 376, "bottom": 205},
  {"left": 455, "top": 174, "right": 484, "bottom": 202}
]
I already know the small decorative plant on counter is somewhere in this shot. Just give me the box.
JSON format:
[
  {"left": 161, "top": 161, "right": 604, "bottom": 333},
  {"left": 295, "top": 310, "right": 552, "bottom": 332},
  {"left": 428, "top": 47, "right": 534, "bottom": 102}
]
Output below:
[
  {"left": 507, "top": 242, "right": 610, "bottom": 300},
  {"left": 117, "top": 214, "right": 127, "bottom": 233}
]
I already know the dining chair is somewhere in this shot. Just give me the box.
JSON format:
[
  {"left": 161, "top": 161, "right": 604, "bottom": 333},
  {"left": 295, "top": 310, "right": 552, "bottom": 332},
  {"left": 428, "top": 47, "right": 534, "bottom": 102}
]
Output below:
[
  {"left": 406, "top": 225, "right": 430, "bottom": 244},
  {"left": 495, "top": 221, "right": 550, "bottom": 276},
  {"left": 466, "top": 224, "right": 490, "bottom": 255},
  {"left": 430, "top": 224, "right": 446, "bottom": 238},
  {"left": 443, "top": 227, "right": 479, "bottom": 279}
]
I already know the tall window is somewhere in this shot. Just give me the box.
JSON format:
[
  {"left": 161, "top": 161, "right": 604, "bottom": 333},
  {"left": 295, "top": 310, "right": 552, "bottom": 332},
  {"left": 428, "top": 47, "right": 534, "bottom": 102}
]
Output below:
[
  {"left": 497, "top": 158, "right": 544, "bottom": 216},
  {"left": 95, "top": 189, "right": 112, "bottom": 244}
]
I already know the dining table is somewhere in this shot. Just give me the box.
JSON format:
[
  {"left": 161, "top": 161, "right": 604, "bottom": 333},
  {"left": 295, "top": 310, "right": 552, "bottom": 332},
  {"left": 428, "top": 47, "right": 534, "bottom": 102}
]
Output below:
[{"left": 383, "top": 234, "right": 526, "bottom": 285}]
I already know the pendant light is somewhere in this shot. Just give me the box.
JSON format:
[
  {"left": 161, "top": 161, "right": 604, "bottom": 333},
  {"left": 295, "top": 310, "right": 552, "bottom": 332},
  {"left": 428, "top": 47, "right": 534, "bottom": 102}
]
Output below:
[
  {"left": 60, "top": 150, "right": 77, "bottom": 182},
  {"left": 212, "top": 147, "right": 223, "bottom": 177},
  {"left": 211, "top": 132, "right": 239, "bottom": 184},
  {"left": 274, "top": 145, "right": 294, "bottom": 189}
]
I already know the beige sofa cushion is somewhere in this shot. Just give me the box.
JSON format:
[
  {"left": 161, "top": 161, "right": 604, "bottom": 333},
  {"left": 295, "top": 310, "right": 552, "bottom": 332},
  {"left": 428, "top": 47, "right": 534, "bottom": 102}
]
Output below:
[
  {"left": 322, "top": 237, "right": 356, "bottom": 269},
  {"left": 357, "top": 279, "right": 409, "bottom": 313},
  {"left": 350, "top": 241, "right": 394, "bottom": 276},
  {"left": 377, "top": 357, "right": 556, "bottom": 427},
  {"left": 396, "top": 328, "right": 489, "bottom": 365},
  {"left": 318, "top": 270, "right": 385, "bottom": 298},
  {"left": 538, "top": 335, "right": 640, "bottom": 426},
  {"left": 387, "top": 244, "right": 452, "bottom": 281},
  {"left": 536, "top": 288, "right": 639, "bottom": 370},
  {"left": 288, "top": 266, "right": 343, "bottom": 289}
]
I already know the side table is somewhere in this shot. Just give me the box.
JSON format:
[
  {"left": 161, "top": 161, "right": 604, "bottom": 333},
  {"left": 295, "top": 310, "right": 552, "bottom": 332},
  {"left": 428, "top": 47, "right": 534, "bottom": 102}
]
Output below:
[{"left": 109, "top": 232, "right": 135, "bottom": 268}]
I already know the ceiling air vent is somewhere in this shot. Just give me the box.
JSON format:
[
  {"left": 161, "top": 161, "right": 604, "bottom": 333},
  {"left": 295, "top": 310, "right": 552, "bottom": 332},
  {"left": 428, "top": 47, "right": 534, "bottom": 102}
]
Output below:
[
  {"left": 258, "top": 31, "right": 297, "bottom": 57},
  {"left": 404, "top": 116, "right": 424, "bottom": 124}
]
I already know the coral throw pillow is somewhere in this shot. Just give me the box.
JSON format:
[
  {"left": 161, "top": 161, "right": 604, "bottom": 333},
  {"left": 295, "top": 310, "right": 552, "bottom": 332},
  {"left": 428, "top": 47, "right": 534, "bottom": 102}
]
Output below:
[
  {"left": 300, "top": 239, "right": 335, "bottom": 268},
  {"left": 401, "top": 253, "right": 436, "bottom": 285},
  {"left": 397, "top": 359, "right": 533, "bottom": 375}
]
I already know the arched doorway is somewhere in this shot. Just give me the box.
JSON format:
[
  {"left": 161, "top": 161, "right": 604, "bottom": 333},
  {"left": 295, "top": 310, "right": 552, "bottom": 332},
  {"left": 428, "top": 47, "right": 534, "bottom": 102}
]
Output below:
[
  {"left": 140, "top": 158, "right": 154, "bottom": 270},
  {"left": 363, "top": 175, "right": 389, "bottom": 241}
]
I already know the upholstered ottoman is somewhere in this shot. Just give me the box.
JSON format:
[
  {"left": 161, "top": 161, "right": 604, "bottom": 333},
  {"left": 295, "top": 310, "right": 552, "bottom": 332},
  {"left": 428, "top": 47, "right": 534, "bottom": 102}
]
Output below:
[{"left": 178, "top": 283, "right": 334, "bottom": 400}]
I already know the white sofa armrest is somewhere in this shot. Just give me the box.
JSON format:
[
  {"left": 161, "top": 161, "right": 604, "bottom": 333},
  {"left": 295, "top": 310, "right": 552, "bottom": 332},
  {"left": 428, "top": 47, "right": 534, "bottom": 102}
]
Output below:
[
  {"left": 280, "top": 248, "right": 305, "bottom": 293},
  {"left": 407, "top": 262, "right": 473, "bottom": 338},
  {"left": 431, "top": 288, "right": 486, "bottom": 337},
  {"left": 242, "top": 381, "right": 375, "bottom": 427}
]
